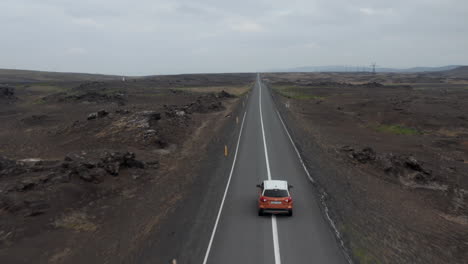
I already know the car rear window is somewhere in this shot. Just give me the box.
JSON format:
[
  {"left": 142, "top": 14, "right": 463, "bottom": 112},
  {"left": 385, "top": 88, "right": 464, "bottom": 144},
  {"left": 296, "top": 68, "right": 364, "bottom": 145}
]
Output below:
[{"left": 263, "top": 189, "right": 289, "bottom": 197}]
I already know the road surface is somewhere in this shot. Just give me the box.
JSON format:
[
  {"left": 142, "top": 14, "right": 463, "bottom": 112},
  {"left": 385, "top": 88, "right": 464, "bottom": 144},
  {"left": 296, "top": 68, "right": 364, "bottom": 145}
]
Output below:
[{"left": 202, "top": 74, "right": 347, "bottom": 264}]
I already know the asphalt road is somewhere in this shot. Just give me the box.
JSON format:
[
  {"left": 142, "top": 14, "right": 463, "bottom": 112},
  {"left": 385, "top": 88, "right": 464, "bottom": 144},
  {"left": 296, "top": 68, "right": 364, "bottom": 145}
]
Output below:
[{"left": 202, "top": 74, "right": 347, "bottom": 264}]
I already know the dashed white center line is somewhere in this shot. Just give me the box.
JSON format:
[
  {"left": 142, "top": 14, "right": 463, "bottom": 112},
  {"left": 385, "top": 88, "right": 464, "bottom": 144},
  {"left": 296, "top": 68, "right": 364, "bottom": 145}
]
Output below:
[{"left": 258, "top": 74, "right": 282, "bottom": 264}]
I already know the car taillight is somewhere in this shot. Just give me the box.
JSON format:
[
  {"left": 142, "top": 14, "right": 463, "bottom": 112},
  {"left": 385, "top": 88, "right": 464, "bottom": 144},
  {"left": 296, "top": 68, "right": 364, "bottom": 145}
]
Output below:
[
  {"left": 260, "top": 196, "right": 268, "bottom": 203},
  {"left": 285, "top": 197, "right": 292, "bottom": 203}
]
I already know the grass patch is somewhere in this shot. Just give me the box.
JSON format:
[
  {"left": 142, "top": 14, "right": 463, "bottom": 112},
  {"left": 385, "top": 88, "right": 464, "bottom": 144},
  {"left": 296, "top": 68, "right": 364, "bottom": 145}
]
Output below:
[
  {"left": 290, "top": 94, "right": 325, "bottom": 100},
  {"left": 375, "top": 124, "right": 420, "bottom": 135},
  {"left": 54, "top": 212, "right": 97, "bottom": 232},
  {"left": 174, "top": 85, "right": 251, "bottom": 97},
  {"left": 340, "top": 224, "right": 382, "bottom": 264},
  {"left": 24, "top": 84, "right": 67, "bottom": 93},
  {"left": 352, "top": 246, "right": 382, "bottom": 264},
  {"left": 437, "top": 128, "right": 465, "bottom": 137},
  {"left": 272, "top": 85, "right": 325, "bottom": 100},
  {"left": 32, "top": 97, "right": 47, "bottom": 105}
]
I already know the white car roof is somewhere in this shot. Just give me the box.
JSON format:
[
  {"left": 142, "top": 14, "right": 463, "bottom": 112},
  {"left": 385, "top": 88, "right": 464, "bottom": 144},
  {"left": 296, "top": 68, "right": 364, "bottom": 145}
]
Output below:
[{"left": 263, "top": 180, "right": 288, "bottom": 190}]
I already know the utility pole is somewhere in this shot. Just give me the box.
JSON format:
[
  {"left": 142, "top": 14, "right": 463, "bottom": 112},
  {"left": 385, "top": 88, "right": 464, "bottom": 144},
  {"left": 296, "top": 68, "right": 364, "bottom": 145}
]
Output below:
[{"left": 370, "top": 62, "right": 378, "bottom": 74}]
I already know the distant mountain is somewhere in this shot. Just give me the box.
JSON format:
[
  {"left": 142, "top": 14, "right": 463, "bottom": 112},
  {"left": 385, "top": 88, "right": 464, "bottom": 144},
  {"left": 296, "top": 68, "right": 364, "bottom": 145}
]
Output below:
[
  {"left": 378, "top": 65, "right": 462, "bottom": 73},
  {"left": 0, "top": 68, "right": 122, "bottom": 83},
  {"left": 438, "top": 66, "right": 468, "bottom": 78},
  {"left": 270, "top": 65, "right": 463, "bottom": 73}
]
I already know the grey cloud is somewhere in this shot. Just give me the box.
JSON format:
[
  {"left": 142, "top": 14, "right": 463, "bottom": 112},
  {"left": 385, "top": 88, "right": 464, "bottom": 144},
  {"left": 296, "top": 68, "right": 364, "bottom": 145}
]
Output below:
[{"left": 0, "top": 0, "right": 467, "bottom": 75}]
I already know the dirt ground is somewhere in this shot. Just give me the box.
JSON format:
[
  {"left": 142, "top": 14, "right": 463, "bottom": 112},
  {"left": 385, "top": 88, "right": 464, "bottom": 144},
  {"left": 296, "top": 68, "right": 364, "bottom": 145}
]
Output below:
[
  {"left": 0, "top": 72, "right": 254, "bottom": 263},
  {"left": 266, "top": 67, "right": 468, "bottom": 263}
]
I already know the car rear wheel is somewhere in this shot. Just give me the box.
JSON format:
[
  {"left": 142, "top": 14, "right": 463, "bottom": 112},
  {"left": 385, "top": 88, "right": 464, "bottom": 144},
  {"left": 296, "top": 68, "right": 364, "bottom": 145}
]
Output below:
[
  {"left": 288, "top": 210, "right": 293, "bottom": 216},
  {"left": 258, "top": 209, "right": 264, "bottom": 216}
]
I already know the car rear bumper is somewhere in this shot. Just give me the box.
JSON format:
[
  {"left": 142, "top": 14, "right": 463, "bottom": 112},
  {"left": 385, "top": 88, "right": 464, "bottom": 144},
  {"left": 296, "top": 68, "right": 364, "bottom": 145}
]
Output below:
[
  {"left": 259, "top": 204, "right": 292, "bottom": 210},
  {"left": 262, "top": 208, "right": 291, "bottom": 214}
]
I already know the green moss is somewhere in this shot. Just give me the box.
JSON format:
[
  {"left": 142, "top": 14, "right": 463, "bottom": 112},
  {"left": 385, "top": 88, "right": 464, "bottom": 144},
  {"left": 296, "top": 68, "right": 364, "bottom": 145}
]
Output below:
[
  {"left": 32, "top": 97, "right": 47, "bottom": 105},
  {"left": 352, "top": 246, "right": 382, "bottom": 264},
  {"left": 375, "top": 124, "right": 420, "bottom": 135},
  {"left": 25, "top": 84, "right": 67, "bottom": 93},
  {"left": 340, "top": 224, "right": 382, "bottom": 264}
]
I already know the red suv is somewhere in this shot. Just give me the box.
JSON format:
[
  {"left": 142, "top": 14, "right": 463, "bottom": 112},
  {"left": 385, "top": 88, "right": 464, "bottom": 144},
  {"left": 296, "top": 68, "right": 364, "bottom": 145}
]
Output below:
[{"left": 257, "top": 180, "right": 293, "bottom": 216}]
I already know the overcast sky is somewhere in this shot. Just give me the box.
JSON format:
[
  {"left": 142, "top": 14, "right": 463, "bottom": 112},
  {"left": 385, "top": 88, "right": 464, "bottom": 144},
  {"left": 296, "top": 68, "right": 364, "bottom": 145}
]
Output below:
[{"left": 1, "top": 0, "right": 467, "bottom": 75}]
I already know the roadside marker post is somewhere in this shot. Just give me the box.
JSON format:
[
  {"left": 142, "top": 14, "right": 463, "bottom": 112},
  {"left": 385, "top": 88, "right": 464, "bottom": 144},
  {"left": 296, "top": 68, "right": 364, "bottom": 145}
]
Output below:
[{"left": 202, "top": 112, "right": 247, "bottom": 264}]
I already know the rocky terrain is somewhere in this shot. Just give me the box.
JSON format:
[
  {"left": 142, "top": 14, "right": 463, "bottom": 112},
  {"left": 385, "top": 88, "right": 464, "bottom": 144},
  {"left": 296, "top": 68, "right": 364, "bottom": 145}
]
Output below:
[
  {"left": 0, "top": 85, "right": 17, "bottom": 103},
  {"left": 266, "top": 67, "right": 468, "bottom": 263},
  {"left": 0, "top": 71, "right": 254, "bottom": 263}
]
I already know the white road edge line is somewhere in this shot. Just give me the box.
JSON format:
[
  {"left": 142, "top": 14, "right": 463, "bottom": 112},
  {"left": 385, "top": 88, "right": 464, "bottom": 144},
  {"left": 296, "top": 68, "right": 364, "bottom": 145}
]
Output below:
[
  {"left": 274, "top": 110, "right": 315, "bottom": 183},
  {"left": 275, "top": 101, "right": 354, "bottom": 264},
  {"left": 258, "top": 75, "right": 282, "bottom": 264},
  {"left": 202, "top": 111, "right": 247, "bottom": 264}
]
